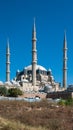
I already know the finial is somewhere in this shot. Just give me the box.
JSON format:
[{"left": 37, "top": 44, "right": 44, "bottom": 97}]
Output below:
[
  {"left": 64, "top": 29, "right": 67, "bottom": 42},
  {"left": 7, "top": 38, "right": 9, "bottom": 48},
  {"left": 33, "top": 17, "right": 36, "bottom": 32},
  {"left": 34, "top": 17, "right": 35, "bottom": 24},
  {"left": 64, "top": 30, "right": 67, "bottom": 49},
  {"left": 32, "top": 18, "right": 37, "bottom": 40}
]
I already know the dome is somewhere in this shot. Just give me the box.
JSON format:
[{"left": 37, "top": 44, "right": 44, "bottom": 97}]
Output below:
[{"left": 26, "top": 65, "right": 47, "bottom": 71}]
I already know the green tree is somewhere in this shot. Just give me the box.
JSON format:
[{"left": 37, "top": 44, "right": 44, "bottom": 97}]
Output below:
[
  {"left": 8, "top": 88, "right": 23, "bottom": 97},
  {"left": 0, "top": 86, "right": 8, "bottom": 96}
]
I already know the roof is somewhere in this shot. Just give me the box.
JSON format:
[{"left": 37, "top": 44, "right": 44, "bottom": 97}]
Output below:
[{"left": 25, "top": 64, "right": 47, "bottom": 71}]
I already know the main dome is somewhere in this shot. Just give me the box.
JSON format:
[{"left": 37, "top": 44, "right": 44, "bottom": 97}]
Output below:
[{"left": 25, "top": 65, "right": 47, "bottom": 71}]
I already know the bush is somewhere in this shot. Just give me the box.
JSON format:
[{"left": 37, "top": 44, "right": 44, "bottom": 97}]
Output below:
[
  {"left": 0, "top": 86, "right": 8, "bottom": 96},
  {"left": 58, "top": 98, "right": 73, "bottom": 106},
  {"left": 8, "top": 88, "right": 23, "bottom": 97},
  {"left": 58, "top": 99, "right": 66, "bottom": 106},
  {"left": 65, "top": 98, "right": 73, "bottom": 106}
]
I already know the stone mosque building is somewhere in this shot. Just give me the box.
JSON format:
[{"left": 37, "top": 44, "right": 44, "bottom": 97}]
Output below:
[{"left": 5, "top": 20, "right": 68, "bottom": 92}]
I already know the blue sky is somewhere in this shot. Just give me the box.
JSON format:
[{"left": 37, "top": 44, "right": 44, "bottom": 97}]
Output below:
[{"left": 0, "top": 0, "right": 73, "bottom": 86}]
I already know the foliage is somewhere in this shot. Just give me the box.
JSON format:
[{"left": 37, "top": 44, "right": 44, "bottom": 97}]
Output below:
[
  {"left": 58, "top": 99, "right": 66, "bottom": 105},
  {"left": 65, "top": 98, "right": 73, "bottom": 106},
  {"left": 0, "top": 86, "right": 23, "bottom": 97},
  {"left": 58, "top": 98, "right": 73, "bottom": 106},
  {"left": 0, "top": 86, "right": 8, "bottom": 96},
  {"left": 8, "top": 88, "right": 23, "bottom": 97}
]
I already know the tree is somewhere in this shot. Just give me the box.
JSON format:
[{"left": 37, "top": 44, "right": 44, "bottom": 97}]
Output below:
[
  {"left": 8, "top": 88, "right": 23, "bottom": 97},
  {"left": 0, "top": 86, "right": 8, "bottom": 96}
]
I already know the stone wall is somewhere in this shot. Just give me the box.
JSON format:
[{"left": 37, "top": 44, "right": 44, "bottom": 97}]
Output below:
[
  {"left": 46, "top": 91, "right": 73, "bottom": 99},
  {"left": 22, "top": 92, "right": 47, "bottom": 99}
]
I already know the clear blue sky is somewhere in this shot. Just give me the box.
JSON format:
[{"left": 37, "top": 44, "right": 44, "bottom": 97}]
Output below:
[{"left": 0, "top": 0, "right": 73, "bottom": 86}]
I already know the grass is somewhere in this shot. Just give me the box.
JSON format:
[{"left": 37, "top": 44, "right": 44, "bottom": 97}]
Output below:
[
  {"left": 0, "top": 116, "right": 65, "bottom": 130},
  {"left": 0, "top": 117, "right": 47, "bottom": 130},
  {"left": 0, "top": 100, "right": 72, "bottom": 130}
]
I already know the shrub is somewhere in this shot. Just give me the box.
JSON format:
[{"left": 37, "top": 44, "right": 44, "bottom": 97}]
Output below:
[
  {"left": 0, "top": 86, "right": 8, "bottom": 96},
  {"left": 58, "top": 99, "right": 66, "bottom": 106},
  {"left": 8, "top": 88, "right": 23, "bottom": 97},
  {"left": 58, "top": 98, "right": 73, "bottom": 106},
  {"left": 65, "top": 98, "right": 73, "bottom": 106}
]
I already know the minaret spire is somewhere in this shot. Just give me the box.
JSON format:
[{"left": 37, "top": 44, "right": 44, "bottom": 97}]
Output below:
[
  {"left": 32, "top": 18, "right": 37, "bottom": 86},
  {"left": 33, "top": 18, "right": 36, "bottom": 33},
  {"left": 63, "top": 31, "right": 68, "bottom": 88},
  {"left": 6, "top": 38, "right": 10, "bottom": 82}
]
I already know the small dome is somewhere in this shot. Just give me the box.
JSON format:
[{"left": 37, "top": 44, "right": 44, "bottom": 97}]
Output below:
[
  {"left": 17, "top": 69, "right": 20, "bottom": 72},
  {"left": 4, "top": 81, "right": 12, "bottom": 86},
  {"left": 26, "top": 65, "right": 47, "bottom": 71},
  {"left": 24, "top": 67, "right": 27, "bottom": 70},
  {"left": 21, "top": 79, "right": 29, "bottom": 83},
  {"left": 48, "top": 68, "right": 52, "bottom": 72},
  {"left": 44, "top": 85, "right": 52, "bottom": 92},
  {"left": 0, "top": 81, "right": 3, "bottom": 85},
  {"left": 11, "top": 80, "right": 20, "bottom": 86}
]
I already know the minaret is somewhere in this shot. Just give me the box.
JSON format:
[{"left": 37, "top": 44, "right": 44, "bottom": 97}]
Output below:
[
  {"left": 6, "top": 39, "right": 10, "bottom": 82},
  {"left": 63, "top": 31, "right": 68, "bottom": 88},
  {"left": 32, "top": 19, "right": 37, "bottom": 86}
]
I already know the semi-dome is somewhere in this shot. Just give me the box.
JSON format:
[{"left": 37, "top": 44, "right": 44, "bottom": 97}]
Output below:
[{"left": 25, "top": 64, "right": 47, "bottom": 71}]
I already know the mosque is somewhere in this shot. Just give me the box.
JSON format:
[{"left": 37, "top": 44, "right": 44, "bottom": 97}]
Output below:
[{"left": 5, "top": 20, "right": 68, "bottom": 92}]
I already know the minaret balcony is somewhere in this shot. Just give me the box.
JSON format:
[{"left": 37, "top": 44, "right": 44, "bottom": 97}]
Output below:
[
  {"left": 6, "top": 62, "right": 10, "bottom": 64},
  {"left": 32, "top": 38, "right": 37, "bottom": 41},
  {"left": 63, "top": 68, "right": 68, "bottom": 70},
  {"left": 32, "top": 61, "right": 37, "bottom": 63},
  {"left": 6, "top": 53, "right": 10, "bottom": 55},
  {"left": 63, "top": 58, "right": 68, "bottom": 60},
  {"left": 6, "top": 71, "right": 10, "bottom": 73},
  {"left": 32, "top": 49, "right": 37, "bottom": 52},
  {"left": 63, "top": 48, "right": 68, "bottom": 50}
]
